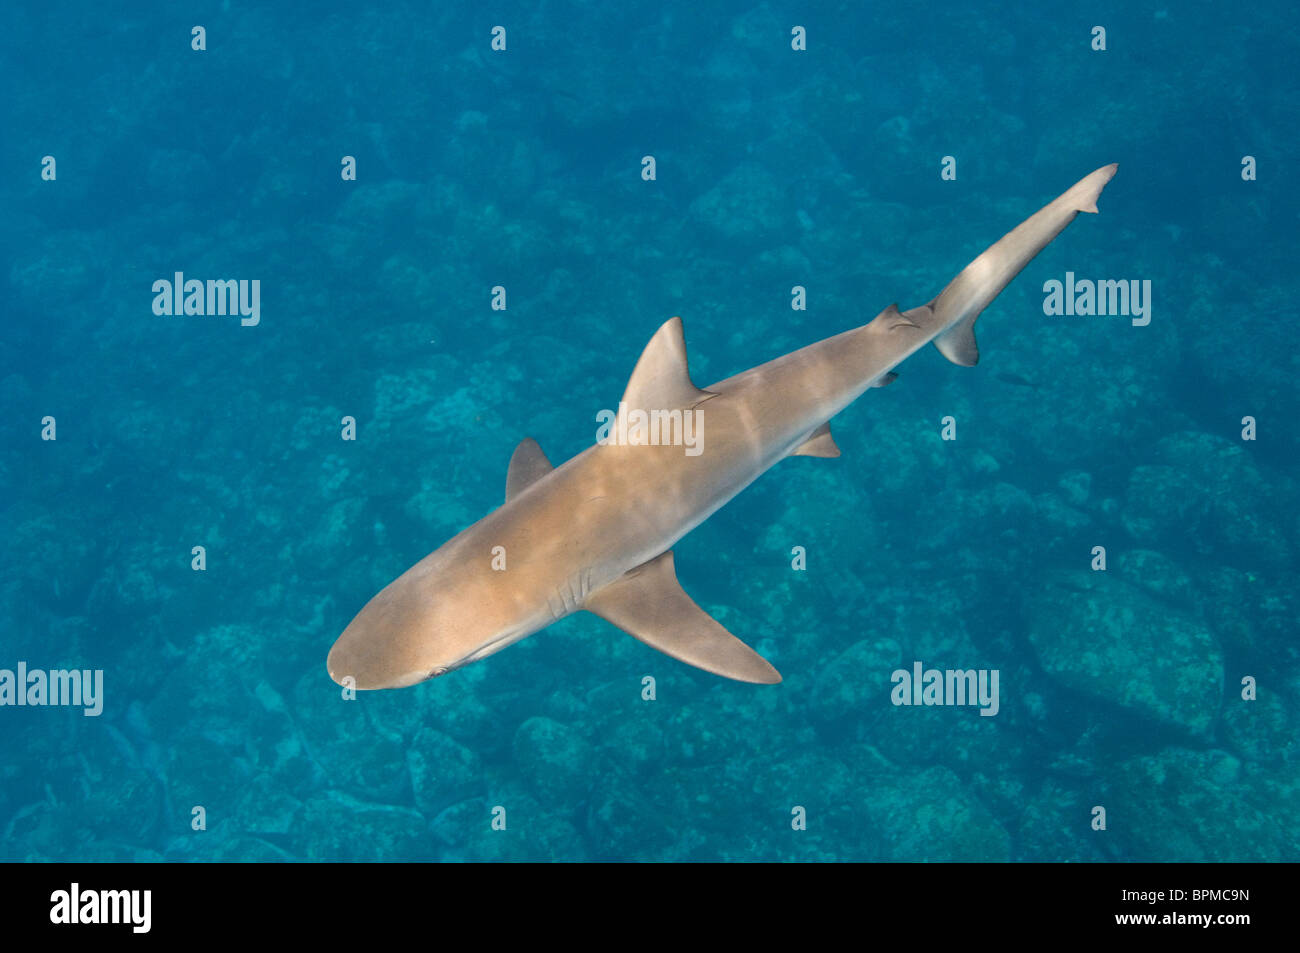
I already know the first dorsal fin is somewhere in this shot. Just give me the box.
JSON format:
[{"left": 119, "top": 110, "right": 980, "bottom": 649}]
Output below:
[
  {"left": 505, "top": 437, "right": 554, "bottom": 502},
  {"left": 585, "top": 551, "right": 781, "bottom": 684},
  {"left": 620, "top": 317, "right": 716, "bottom": 416}
]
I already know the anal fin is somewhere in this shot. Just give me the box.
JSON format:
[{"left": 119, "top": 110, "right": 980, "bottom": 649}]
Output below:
[{"left": 585, "top": 552, "right": 781, "bottom": 684}]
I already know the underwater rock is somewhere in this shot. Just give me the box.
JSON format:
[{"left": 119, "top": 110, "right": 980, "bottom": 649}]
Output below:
[
  {"left": 521, "top": 801, "right": 589, "bottom": 862},
  {"left": 728, "top": 4, "right": 786, "bottom": 50},
  {"left": 1026, "top": 572, "right": 1223, "bottom": 739},
  {"left": 1249, "top": 572, "right": 1300, "bottom": 663},
  {"left": 1115, "top": 549, "right": 1198, "bottom": 608},
  {"left": 433, "top": 787, "right": 587, "bottom": 862},
  {"left": 1121, "top": 464, "right": 1203, "bottom": 541},
  {"left": 811, "top": 637, "right": 902, "bottom": 723},
  {"left": 78, "top": 842, "right": 165, "bottom": 862},
  {"left": 1032, "top": 489, "right": 1094, "bottom": 542},
  {"left": 1057, "top": 470, "right": 1093, "bottom": 507},
  {"left": 1123, "top": 432, "right": 1293, "bottom": 569},
  {"left": 664, "top": 699, "right": 777, "bottom": 767},
  {"left": 77, "top": 740, "right": 169, "bottom": 846},
  {"left": 9, "top": 236, "right": 98, "bottom": 314},
  {"left": 294, "top": 792, "right": 429, "bottom": 862},
  {"left": 414, "top": 686, "right": 501, "bottom": 752},
  {"left": 872, "top": 701, "right": 1018, "bottom": 775},
  {"left": 1, "top": 798, "right": 65, "bottom": 861},
  {"left": 586, "top": 772, "right": 683, "bottom": 862},
  {"left": 1187, "top": 273, "right": 1299, "bottom": 463},
  {"left": 296, "top": 661, "right": 476, "bottom": 786},
  {"left": 1195, "top": 567, "right": 1259, "bottom": 657},
  {"left": 1013, "top": 778, "right": 1109, "bottom": 862},
  {"left": 688, "top": 162, "right": 787, "bottom": 247},
  {"left": 600, "top": 713, "right": 670, "bottom": 777},
  {"left": 513, "top": 717, "right": 596, "bottom": 806},
  {"left": 294, "top": 689, "right": 412, "bottom": 805},
  {"left": 300, "top": 498, "right": 366, "bottom": 574},
  {"left": 866, "top": 765, "right": 1011, "bottom": 862},
  {"left": 1197, "top": 566, "right": 1299, "bottom": 666},
  {"left": 408, "top": 728, "right": 483, "bottom": 817},
  {"left": 208, "top": 834, "right": 296, "bottom": 863},
  {"left": 146, "top": 628, "right": 332, "bottom": 815},
  {"left": 162, "top": 733, "right": 253, "bottom": 839},
  {"left": 745, "top": 750, "right": 877, "bottom": 861},
  {"left": 83, "top": 543, "right": 168, "bottom": 627},
  {"left": 1221, "top": 684, "right": 1300, "bottom": 764},
  {"left": 1108, "top": 748, "right": 1296, "bottom": 861},
  {"left": 231, "top": 774, "right": 301, "bottom": 838},
  {"left": 146, "top": 149, "right": 216, "bottom": 202}
]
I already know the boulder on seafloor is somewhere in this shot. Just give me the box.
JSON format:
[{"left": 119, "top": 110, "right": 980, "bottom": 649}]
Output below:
[
  {"left": 1014, "top": 778, "right": 1110, "bottom": 862},
  {"left": 810, "top": 637, "right": 902, "bottom": 724},
  {"left": 408, "top": 728, "right": 484, "bottom": 817},
  {"left": 1114, "top": 549, "right": 1198, "bottom": 608},
  {"left": 428, "top": 787, "right": 589, "bottom": 862},
  {"left": 1107, "top": 748, "right": 1299, "bottom": 861},
  {"left": 688, "top": 162, "right": 788, "bottom": 248},
  {"left": 512, "top": 717, "right": 596, "bottom": 806},
  {"left": 1025, "top": 572, "right": 1223, "bottom": 739},
  {"left": 1122, "top": 432, "right": 1294, "bottom": 569},
  {"left": 293, "top": 792, "right": 431, "bottom": 862},
  {"left": 1220, "top": 685, "right": 1300, "bottom": 764},
  {"left": 865, "top": 765, "right": 1011, "bottom": 862}
]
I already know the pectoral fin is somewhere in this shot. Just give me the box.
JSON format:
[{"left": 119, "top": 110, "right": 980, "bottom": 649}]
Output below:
[{"left": 585, "top": 551, "right": 781, "bottom": 684}]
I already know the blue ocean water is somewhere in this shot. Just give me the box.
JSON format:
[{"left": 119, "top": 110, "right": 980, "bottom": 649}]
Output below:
[{"left": 2, "top": 2, "right": 1297, "bottom": 862}]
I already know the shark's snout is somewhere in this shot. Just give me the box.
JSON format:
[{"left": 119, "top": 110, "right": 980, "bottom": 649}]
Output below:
[
  {"left": 325, "top": 639, "right": 356, "bottom": 687},
  {"left": 327, "top": 620, "right": 431, "bottom": 691},
  {"left": 326, "top": 636, "right": 378, "bottom": 689}
]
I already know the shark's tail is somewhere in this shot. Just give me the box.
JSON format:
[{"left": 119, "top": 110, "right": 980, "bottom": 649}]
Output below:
[{"left": 923, "top": 164, "right": 1119, "bottom": 367}]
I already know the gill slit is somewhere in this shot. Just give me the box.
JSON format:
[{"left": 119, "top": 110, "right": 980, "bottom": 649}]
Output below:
[{"left": 545, "top": 568, "right": 597, "bottom": 624}]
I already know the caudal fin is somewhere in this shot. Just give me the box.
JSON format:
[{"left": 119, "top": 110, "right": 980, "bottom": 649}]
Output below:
[{"left": 928, "top": 164, "right": 1118, "bottom": 365}]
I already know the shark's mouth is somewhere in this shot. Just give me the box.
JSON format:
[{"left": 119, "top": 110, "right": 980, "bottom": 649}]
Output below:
[{"left": 432, "top": 627, "right": 528, "bottom": 679}]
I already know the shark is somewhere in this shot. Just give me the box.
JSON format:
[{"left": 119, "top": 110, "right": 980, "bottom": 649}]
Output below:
[{"left": 328, "top": 164, "right": 1118, "bottom": 690}]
